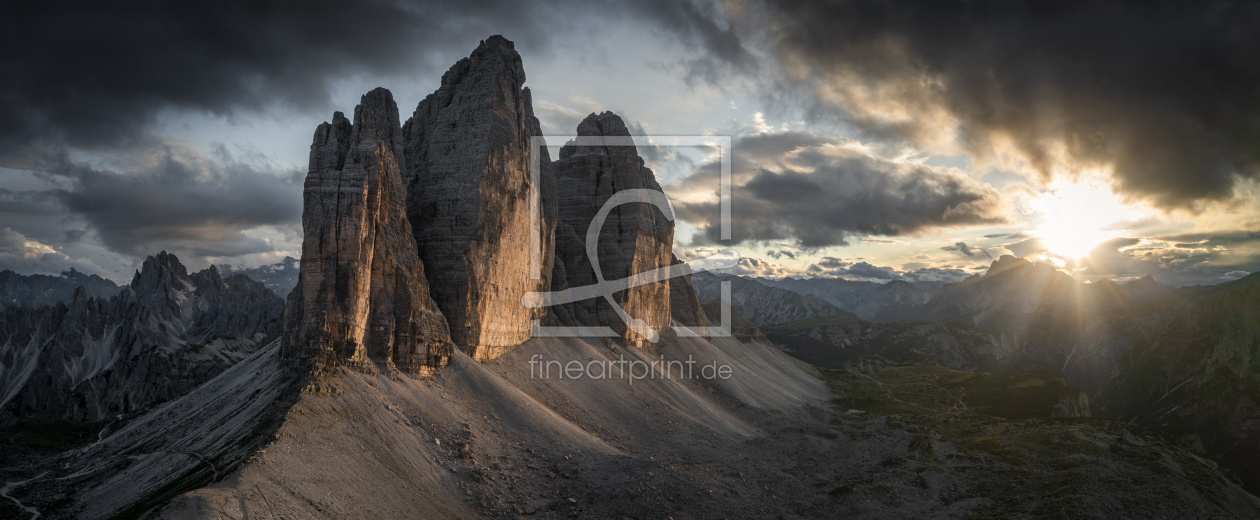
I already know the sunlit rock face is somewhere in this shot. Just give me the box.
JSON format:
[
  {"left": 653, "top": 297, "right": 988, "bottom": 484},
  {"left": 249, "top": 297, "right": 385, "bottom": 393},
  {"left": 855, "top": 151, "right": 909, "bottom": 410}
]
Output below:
[
  {"left": 402, "top": 35, "right": 556, "bottom": 361},
  {"left": 550, "top": 112, "right": 674, "bottom": 347},
  {"left": 282, "top": 87, "right": 452, "bottom": 375}
]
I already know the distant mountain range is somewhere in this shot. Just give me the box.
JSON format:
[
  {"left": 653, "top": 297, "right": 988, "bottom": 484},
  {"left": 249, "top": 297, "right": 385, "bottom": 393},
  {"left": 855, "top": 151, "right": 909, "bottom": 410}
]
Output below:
[
  {"left": 218, "top": 256, "right": 300, "bottom": 298},
  {"left": 762, "top": 316, "right": 1001, "bottom": 373},
  {"left": 0, "top": 269, "right": 120, "bottom": 310},
  {"left": 691, "top": 271, "right": 855, "bottom": 327},
  {"left": 721, "top": 255, "right": 1247, "bottom": 392},
  {"left": 756, "top": 276, "right": 940, "bottom": 320},
  {"left": 0, "top": 251, "right": 284, "bottom": 425}
]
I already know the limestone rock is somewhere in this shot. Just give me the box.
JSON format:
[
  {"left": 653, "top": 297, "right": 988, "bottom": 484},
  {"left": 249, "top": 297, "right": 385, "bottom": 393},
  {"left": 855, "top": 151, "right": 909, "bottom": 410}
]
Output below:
[
  {"left": 550, "top": 112, "right": 674, "bottom": 346},
  {"left": 402, "top": 35, "right": 555, "bottom": 360},
  {"left": 669, "top": 254, "right": 708, "bottom": 331},
  {"left": 282, "top": 88, "right": 451, "bottom": 375}
]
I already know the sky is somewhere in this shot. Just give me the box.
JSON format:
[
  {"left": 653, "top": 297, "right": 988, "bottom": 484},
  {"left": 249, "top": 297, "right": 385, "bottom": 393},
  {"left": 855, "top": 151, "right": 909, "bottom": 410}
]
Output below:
[{"left": 2, "top": 0, "right": 1259, "bottom": 287}]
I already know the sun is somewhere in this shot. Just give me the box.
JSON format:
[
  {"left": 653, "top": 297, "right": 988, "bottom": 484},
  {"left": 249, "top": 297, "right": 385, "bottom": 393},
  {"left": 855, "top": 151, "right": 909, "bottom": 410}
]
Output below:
[{"left": 1030, "top": 181, "right": 1139, "bottom": 260}]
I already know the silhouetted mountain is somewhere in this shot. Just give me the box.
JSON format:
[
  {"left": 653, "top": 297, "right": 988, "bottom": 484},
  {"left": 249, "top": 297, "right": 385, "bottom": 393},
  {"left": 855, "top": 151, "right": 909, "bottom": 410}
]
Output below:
[
  {"left": 0, "top": 251, "right": 284, "bottom": 425},
  {"left": 0, "top": 269, "right": 120, "bottom": 310},
  {"left": 763, "top": 316, "right": 1001, "bottom": 372},
  {"left": 758, "top": 276, "right": 937, "bottom": 320},
  {"left": 1095, "top": 272, "right": 1260, "bottom": 494}
]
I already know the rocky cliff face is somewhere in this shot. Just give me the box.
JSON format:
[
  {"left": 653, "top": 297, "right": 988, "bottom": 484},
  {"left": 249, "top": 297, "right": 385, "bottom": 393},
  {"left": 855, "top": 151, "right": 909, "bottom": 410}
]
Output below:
[
  {"left": 693, "top": 272, "right": 855, "bottom": 327},
  {"left": 0, "top": 269, "right": 120, "bottom": 310},
  {"left": 1095, "top": 274, "right": 1260, "bottom": 494},
  {"left": 669, "top": 254, "right": 709, "bottom": 331},
  {"left": 549, "top": 112, "right": 674, "bottom": 346},
  {"left": 401, "top": 36, "right": 555, "bottom": 360},
  {"left": 282, "top": 88, "right": 451, "bottom": 375},
  {"left": 0, "top": 251, "right": 283, "bottom": 425}
]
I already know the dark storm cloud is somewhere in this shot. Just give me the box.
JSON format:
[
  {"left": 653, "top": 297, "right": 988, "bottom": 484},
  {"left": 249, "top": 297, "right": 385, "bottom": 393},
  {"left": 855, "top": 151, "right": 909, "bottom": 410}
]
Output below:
[
  {"left": 696, "top": 1, "right": 1260, "bottom": 210},
  {"left": 0, "top": 0, "right": 563, "bottom": 156},
  {"left": 674, "top": 133, "right": 1007, "bottom": 248},
  {"left": 1, "top": 0, "right": 754, "bottom": 157},
  {"left": 1, "top": 0, "right": 753, "bottom": 263},
  {"left": 40, "top": 144, "right": 303, "bottom": 257}
]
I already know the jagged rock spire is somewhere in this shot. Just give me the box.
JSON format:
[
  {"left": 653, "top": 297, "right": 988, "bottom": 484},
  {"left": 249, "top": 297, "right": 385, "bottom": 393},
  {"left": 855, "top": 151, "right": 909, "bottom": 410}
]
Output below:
[
  {"left": 283, "top": 87, "right": 452, "bottom": 375},
  {"left": 402, "top": 35, "right": 556, "bottom": 361},
  {"left": 550, "top": 111, "right": 675, "bottom": 347}
]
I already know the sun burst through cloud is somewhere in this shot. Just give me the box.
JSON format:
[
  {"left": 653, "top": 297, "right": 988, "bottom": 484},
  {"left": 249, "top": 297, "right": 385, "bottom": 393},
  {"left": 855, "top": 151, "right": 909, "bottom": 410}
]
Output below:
[{"left": 1030, "top": 180, "right": 1144, "bottom": 260}]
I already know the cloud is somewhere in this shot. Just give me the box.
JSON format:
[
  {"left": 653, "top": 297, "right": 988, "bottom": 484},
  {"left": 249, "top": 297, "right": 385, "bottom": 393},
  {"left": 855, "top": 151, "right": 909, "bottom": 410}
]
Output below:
[
  {"left": 0, "top": 227, "right": 107, "bottom": 276},
  {"left": 712, "top": 256, "right": 794, "bottom": 278},
  {"left": 0, "top": 0, "right": 587, "bottom": 159},
  {"left": 806, "top": 259, "right": 902, "bottom": 280},
  {"left": 1049, "top": 232, "right": 1260, "bottom": 286},
  {"left": 985, "top": 231, "right": 1031, "bottom": 240},
  {"left": 902, "top": 267, "right": 970, "bottom": 284},
  {"left": 672, "top": 130, "right": 1007, "bottom": 248},
  {"left": 1005, "top": 237, "right": 1048, "bottom": 258},
  {"left": 38, "top": 141, "right": 303, "bottom": 258},
  {"left": 698, "top": 1, "right": 1260, "bottom": 210},
  {"left": 941, "top": 241, "right": 992, "bottom": 259},
  {"left": 765, "top": 249, "right": 797, "bottom": 260}
]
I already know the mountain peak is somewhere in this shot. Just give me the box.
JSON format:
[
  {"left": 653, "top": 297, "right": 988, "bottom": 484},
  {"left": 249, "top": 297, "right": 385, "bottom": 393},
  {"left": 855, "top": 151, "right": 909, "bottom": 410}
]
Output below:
[
  {"left": 130, "top": 250, "right": 191, "bottom": 291},
  {"left": 401, "top": 35, "right": 553, "bottom": 358},
  {"left": 577, "top": 111, "right": 630, "bottom": 137},
  {"left": 987, "top": 254, "right": 1031, "bottom": 274},
  {"left": 285, "top": 85, "right": 452, "bottom": 374}
]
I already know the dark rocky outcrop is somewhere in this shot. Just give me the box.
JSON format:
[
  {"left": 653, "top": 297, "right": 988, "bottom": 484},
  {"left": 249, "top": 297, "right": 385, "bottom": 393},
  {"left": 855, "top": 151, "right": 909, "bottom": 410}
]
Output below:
[
  {"left": 1095, "top": 273, "right": 1260, "bottom": 494},
  {"left": 549, "top": 112, "right": 675, "bottom": 346},
  {"left": 402, "top": 36, "right": 556, "bottom": 360},
  {"left": 669, "top": 254, "right": 709, "bottom": 331},
  {"left": 282, "top": 88, "right": 451, "bottom": 375},
  {"left": 0, "top": 251, "right": 283, "bottom": 425}
]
